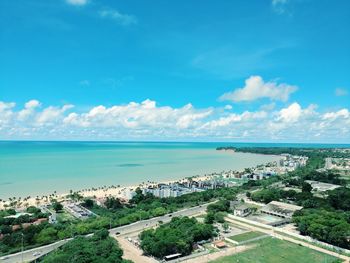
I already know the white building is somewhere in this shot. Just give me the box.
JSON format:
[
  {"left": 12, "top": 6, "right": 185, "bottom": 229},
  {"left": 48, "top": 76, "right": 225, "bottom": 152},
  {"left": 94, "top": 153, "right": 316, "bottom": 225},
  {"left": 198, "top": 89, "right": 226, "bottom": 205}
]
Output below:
[{"left": 233, "top": 205, "right": 251, "bottom": 217}]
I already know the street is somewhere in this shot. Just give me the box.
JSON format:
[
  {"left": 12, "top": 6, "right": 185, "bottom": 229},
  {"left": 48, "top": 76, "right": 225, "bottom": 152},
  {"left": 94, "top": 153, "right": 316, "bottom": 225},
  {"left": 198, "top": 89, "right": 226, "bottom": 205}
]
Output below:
[{"left": 0, "top": 203, "right": 211, "bottom": 263}]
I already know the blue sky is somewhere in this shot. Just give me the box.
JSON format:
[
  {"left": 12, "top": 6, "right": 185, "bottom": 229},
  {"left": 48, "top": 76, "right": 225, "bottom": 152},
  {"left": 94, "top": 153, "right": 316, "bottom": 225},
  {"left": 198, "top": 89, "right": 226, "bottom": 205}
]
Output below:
[{"left": 0, "top": 0, "right": 349, "bottom": 142}]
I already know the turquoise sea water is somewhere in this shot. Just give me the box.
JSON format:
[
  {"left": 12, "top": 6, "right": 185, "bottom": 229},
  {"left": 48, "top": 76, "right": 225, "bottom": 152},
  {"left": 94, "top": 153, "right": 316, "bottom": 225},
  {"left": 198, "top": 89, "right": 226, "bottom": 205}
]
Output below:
[{"left": 0, "top": 141, "right": 348, "bottom": 199}]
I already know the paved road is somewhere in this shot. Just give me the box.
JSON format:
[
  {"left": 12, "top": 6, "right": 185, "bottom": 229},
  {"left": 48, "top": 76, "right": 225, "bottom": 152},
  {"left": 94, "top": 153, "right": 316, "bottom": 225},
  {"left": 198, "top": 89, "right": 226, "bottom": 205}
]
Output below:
[
  {"left": 0, "top": 239, "right": 71, "bottom": 263},
  {"left": 109, "top": 203, "right": 210, "bottom": 236},
  {"left": 0, "top": 203, "right": 211, "bottom": 263}
]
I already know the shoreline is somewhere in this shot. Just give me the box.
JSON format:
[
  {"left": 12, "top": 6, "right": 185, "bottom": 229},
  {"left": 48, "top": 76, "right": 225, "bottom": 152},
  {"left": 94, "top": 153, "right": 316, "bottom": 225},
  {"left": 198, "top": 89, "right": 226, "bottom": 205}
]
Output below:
[
  {"left": 0, "top": 151, "right": 282, "bottom": 210},
  {"left": 0, "top": 174, "right": 215, "bottom": 210}
]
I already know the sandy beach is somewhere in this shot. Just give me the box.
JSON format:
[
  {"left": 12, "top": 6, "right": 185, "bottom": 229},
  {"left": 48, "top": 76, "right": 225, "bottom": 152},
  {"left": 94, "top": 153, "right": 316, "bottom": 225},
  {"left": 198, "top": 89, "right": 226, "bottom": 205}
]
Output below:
[{"left": 0, "top": 174, "right": 214, "bottom": 210}]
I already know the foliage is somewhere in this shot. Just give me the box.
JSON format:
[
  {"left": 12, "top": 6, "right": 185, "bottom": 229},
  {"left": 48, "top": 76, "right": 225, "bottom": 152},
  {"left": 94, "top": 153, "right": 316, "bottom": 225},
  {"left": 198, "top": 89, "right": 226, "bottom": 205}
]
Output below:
[
  {"left": 222, "top": 222, "right": 229, "bottom": 233},
  {"left": 2, "top": 147, "right": 349, "bottom": 256},
  {"left": 293, "top": 209, "right": 350, "bottom": 249},
  {"left": 82, "top": 199, "right": 94, "bottom": 209},
  {"left": 0, "top": 209, "right": 16, "bottom": 217},
  {"left": 301, "top": 182, "right": 312, "bottom": 193},
  {"left": 52, "top": 202, "right": 63, "bottom": 212},
  {"left": 251, "top": 188, "right": 281, "bottom": 203},
  {"left": 328, "top": 187, "right": 350, "bottom": 211},
  {"left": 41, "top": 229, "right": 130, "bottom": 263},
  {"left": 207, "top": 200, "right": 230, "bottom": 213},
  {"left": 104, "top": 197, "right": 123, "bottom": 210},
  {"left": 139, "top": 216, "right": 216, "bottom": 258}
]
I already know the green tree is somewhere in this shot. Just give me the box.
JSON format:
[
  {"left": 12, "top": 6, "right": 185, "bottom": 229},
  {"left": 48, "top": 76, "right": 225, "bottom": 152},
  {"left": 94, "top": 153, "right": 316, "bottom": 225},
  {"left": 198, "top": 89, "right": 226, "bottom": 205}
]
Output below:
[
  {"left": 42, "top": 230, "right": 128, "bottom": 263},
  {"left": 83, "top": 199, "right": 94, "bottom": 209},
  {"left": 140, "top": 217, "right": 216, "bottom": 259},
  {"left": 301, "top": 182, "right": 312, "bottom": 193},
  {"left": 105, "top": 197, "right": 123, "bottom": 210},
  {"left": 204, "top": 212, "right": 215, "bottom": 224},
  {"left": 222, "top": 222, "right": 229, "bottom": 233},
  {"left": 52, "top": 202, "right": 63, "bottom": 212}
]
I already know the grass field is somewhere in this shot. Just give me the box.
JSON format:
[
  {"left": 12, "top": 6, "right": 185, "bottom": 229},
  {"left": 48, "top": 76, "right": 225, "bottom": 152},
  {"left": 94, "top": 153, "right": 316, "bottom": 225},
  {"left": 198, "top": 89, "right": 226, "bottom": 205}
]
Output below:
[
  {"left": 56, "top": 211, "right": 75, "bottom": 222},
  {"left": 228, "top": 231, "right": 266, "bottom": 243},
  {"left": 210, "top": 237, "right": 341, "bottom": 263}
]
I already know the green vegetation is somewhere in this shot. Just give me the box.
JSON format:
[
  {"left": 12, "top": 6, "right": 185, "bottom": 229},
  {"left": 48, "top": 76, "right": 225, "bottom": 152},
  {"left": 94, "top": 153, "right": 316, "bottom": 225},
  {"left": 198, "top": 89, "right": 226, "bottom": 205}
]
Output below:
[
  {"left": 205, "top": 200, "right": 230, "bottom": 224},
  {"left": 293, "top": 209, "right": 350, "bottom": 249},
  {"left": 249, "top": 184, "right": 350, "bottom": 249},
  {"left": 228, "top": 231, "right": 265, "bottom": 243},
  {"left": 0, "top": 187, "right": 238, "bottom": 256},
  {"left": 251, "top": 188, "right": 283, "bottom": 203},
  {"left": 104, "top": 197, "right": 123, "bottom": 210},
  {"left": 52, "top": 202, "right": 63, "bottom": 212},
  {"left": 139, "top": 216, "right": 216, "bottom": 259},
  {"left": 41, "top": 229, "right": 131, "bottom": 263},
  {"left": 82, "top": 199, "right": 94, "bottom": 209},
  {"left": 210, "top": 237, "right": 340, "bottom": 263},
  {"left": 1, "top": 146, "right": 349, "bottom": 257},
  {"left": 0, "top": 209, "right": 16, "bottom": 217},
  {"left": 229, "top": 147, "right": 350, "bottom": 250}
]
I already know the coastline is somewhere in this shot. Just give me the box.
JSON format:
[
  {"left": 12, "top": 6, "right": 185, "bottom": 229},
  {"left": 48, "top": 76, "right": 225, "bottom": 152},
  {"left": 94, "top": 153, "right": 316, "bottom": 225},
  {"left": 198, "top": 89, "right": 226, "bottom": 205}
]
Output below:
[
  {"left": 0, "top": 174, "right": 215, "bottom": 210},
  {"left": 0, "top": 152, "right": 283, "bottom": 210}
]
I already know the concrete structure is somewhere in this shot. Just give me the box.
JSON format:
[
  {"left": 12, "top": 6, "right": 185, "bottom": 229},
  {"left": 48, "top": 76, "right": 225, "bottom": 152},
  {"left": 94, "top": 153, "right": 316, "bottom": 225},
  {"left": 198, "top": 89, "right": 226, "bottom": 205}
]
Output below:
[
  {"left": 49, "top": 212, "right": 57, "bottom": 224},
  {"left": 260, "top": 201, "right": 302, "bottom": 219},
  {"left": 305, "top": 180, "right": 341, "bottom": 192},
  {"left": 142, "top": 184, "right": 203, "bottom": 198},
  {"left": 233, "top": 204, "right": 251, "bottom": 217},
  {"left": 120, "top": 188, "right": 136, "bottom": 200},
  {"left": 4, "top": 212, "right": 31, "bottom": 219},
  {"left": 64, "top": 203, "right": 93, "bottom": 219}
]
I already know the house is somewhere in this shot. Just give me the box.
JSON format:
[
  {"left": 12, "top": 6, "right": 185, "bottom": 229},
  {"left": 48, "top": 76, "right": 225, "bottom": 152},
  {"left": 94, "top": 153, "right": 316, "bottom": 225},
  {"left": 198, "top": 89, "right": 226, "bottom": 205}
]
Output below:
[
  {"left": 213, "top": 240, "right": 226, "bottom": 249},
  {"left": 260, "top": 201, "right": 302, "bottom": 219},
  {"left": 233, "top": 204, "right": 251, "bottom": 217}
]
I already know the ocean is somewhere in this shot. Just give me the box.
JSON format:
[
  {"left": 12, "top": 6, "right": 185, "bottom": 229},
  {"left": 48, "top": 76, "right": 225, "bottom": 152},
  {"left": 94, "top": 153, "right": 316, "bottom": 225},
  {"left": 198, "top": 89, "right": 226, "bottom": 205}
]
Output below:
[{"left": 0, "top": 141, "right": 348, "bottom": 199}]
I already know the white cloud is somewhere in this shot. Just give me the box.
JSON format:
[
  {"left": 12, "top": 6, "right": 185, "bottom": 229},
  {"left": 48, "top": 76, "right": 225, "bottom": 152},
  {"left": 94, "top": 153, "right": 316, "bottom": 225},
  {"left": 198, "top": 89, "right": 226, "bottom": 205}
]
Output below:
[
  {"left": 63, "top": 100, "right": 212, "bottom": 130},
  {"left": 219, "top": 76, "right": 297, "bottom": 102},
  {"left": 66, "top": 0, "right": 88, "bottom": 6},
  {"left": 0, "top": 102, "right": 16, "bottom": 127},
  {"left": 335, "top": 88, "right": 348, "bottom": 97},
  {"left": 277, "top": 103, "right": 317, "bottom": 123},
  {"left": 99, "top": 9, "right": 137, "bottom": 26},
  {"left": 0, "top": 101, "right": 15, "bottom": 111},
  {"left": 36, "top": 105, "right": 74, "bottom": 126},
  {"left": 323, "top": 109, "right": 349, "bottom": 121},
  {"left": 204, "top": 111, "right": 267, "bottom": 129},
  {"left": 25, "top": 99, "right": 40, "bottom": 108},
  {"left": 277, "top": 102, "right": 302, "bottom": 122},
  {"left": 18, "top": 100, "right": 41, "bottom": 121},
  {"left": 1, "top": 99, "right": 350, "bottom": 142}
]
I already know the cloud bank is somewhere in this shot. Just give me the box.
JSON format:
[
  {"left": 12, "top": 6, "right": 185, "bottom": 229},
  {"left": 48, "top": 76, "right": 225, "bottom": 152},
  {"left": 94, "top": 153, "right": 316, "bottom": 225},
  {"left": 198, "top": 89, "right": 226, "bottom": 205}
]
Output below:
[{"left": 1, "top": 99, "right": 349, "bottom": 142}]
